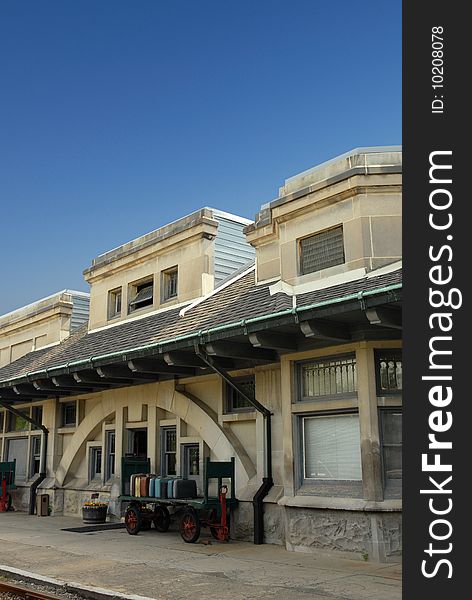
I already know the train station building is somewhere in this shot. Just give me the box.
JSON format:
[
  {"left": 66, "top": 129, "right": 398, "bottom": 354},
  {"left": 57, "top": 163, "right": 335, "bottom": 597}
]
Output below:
[{"left": 0, "top": 147, "right": 402, "bottom": 562}]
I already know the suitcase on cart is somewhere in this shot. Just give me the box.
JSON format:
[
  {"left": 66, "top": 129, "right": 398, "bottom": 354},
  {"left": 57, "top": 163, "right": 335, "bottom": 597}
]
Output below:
[
  {"left": 148, "top": 475, "right": 157, "bottom": 497},
  {"left": 140, "top": 475, "right": 151, "bottom": 497},
  {"left": 153, "top": 477, "right": 171, "bottom": 499},
  {"left": 172, "top": 478, "right": 197, "bottom": 499},
  {"left": 167, "top": 477, "right": 176, "bottom": 499}
]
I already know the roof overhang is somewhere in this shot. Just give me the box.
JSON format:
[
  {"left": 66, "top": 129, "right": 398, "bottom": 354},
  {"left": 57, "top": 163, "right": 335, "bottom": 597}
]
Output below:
[{"left": 0, "top": 284, "right": 401, "bottom": 404}]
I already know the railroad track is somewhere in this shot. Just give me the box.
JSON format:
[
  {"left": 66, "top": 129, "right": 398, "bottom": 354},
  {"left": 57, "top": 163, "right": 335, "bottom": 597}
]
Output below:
[{"left": 0, "top": 580, "right": 61, "bottom": 600}]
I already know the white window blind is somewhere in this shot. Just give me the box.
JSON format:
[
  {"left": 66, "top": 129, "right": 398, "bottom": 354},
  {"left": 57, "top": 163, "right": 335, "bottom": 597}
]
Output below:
[
  {"left": 7, "top": 437, "right": 28, "bottom": 481},
  {"left": 303, "top": 414, "right": 362, "bottom": 480}
]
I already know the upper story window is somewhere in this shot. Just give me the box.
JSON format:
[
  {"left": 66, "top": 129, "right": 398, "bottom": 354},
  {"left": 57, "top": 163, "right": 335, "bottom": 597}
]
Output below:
[
  {"left": 376, "top": 350, "right": 402, "bottom": 394},
  {"left": 161, "top": 267, "right": 178, "bottom": 302},
  {"left": 108, "top": 288, "right": 122, "bottom": 320},
  {"left": 225, "top": 375, "right": 255, "bottom": 413},
  {"left": 8, "top": 410, "right": 29, "bottom": 432},
  {"left": 61, "top": 401, "right": 77, "bottom": 428},
  {"left": 298, "top": 355, "right": 357, "bottom": 401},
  {"left": 128, "top": 278, "right": 154, "bottom": 313},
  {"left": 299, "top": 225, "right": 345, "bottom": 275}
]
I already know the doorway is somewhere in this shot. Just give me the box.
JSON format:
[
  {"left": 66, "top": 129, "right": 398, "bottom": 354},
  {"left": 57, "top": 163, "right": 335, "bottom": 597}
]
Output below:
[{"left": 127, "top": 428, "right": 147, "bottom": 458}]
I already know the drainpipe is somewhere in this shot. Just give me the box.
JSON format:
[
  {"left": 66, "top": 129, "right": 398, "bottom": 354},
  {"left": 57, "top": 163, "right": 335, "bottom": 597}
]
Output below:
[
  {"left": 194, "top": 345, "right": 274, "bottom": 544},
  {"left": 0, "top": 399, "right": 49, "bottom": 515}
]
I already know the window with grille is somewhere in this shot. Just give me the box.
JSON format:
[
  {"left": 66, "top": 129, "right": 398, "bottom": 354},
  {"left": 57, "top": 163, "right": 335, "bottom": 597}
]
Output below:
[
  {"left": 299, "top": 226, "right": 345, "bottom": 275},
  {"left": 128, "top": 278, "right": 154, "bottom": 313},
  {"left": 298, "top": 355, "right": 357, "bottom": 400},
  {"left": 225, "top": 376, "right": 255, "bottom": 412},
  {"left": 302, "top": 413, "right": 362, "bottom": 480},
  {"left": 161, "top": 267, "right": 178, "bottom": 302},
  {"left": 376, "top": 350, "right": 402, "bottom": 394}
]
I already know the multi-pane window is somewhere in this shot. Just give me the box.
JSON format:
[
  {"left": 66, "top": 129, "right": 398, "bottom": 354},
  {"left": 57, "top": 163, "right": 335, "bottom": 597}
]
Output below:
[
  {"left": 299, "top": 225, "right": 345, "bottom": 275},
  {"left": 105, "top": 431, "right": 116, "bottom": 480},
  {"left": 61, "top": 402, "right": 77, "bottom": 427},
  {"left": 380, "top": 410, "right": 402, "bottom": 484},
  {"left": 161, "top": 426, "right": 177, "bottom": 476},
  {"left": 128, "top": 279, "right": 154, "bottom": 313},
  {"left": 30, "top": 436, "right": 41, "bottom": 477},
  {"left": 376, "top": 351, "right": 402, "bottom": 394},
  {"left": 302, "top": 414, "right": 362, "bottom": 480},
  {"left": 89, "top": 446, "right": 102, "bottom": 481},
  {"left": 161, "top": 267, "right": 178, "bottom": 302},
  {"left": 108, "top": 288, "right": 122, "bottom": 319},
  {"left": 0, "top": 411, "right": 4, "bottom": 432},
  {"left": 226, "top": 376, "right": 255, "bottom": 412},
  {"left": 299, "top": 356, "right": 357, "bottom": 400}
]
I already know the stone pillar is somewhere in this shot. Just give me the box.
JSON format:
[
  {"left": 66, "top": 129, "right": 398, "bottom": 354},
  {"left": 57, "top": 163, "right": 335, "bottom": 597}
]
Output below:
[
  {"left": 356, "top": 345, "right": 383, "bottom": 502},
  {"left": 147, "top": 403, "right": 157, "bottom": 473}
]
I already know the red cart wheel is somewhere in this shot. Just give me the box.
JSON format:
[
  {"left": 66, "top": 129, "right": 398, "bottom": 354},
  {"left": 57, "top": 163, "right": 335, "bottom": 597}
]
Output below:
[
  {"left": 153, "top": 505, "right": 171, "bottom": 532},
  {"left": 180, "top": 509, "right": 201, "bottom": 543},
  {"left": 125, "top": 506, "right": 142, "bottom": 535}
]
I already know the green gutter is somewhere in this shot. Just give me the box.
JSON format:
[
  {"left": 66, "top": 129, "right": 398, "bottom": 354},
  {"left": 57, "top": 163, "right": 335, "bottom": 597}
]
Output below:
[{"left": 0, "top": 282, "right": 401, "bottom": 387}]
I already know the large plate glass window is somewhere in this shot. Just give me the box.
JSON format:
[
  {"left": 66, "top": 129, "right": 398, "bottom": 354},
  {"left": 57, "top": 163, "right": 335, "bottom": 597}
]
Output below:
[{"left": 302, "top": 414, "right": 362, "bottom": 480}]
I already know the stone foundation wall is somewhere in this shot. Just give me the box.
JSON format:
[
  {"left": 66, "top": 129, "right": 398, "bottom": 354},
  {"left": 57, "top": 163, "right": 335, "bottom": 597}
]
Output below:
[{"left": 11, "top": 485, "right": 30, "bottom": 512}]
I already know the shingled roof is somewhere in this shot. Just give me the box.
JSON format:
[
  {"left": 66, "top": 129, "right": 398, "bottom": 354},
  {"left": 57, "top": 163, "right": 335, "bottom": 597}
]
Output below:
[{"left": 0, "top": 266, "right": 401, "bottom": 385}]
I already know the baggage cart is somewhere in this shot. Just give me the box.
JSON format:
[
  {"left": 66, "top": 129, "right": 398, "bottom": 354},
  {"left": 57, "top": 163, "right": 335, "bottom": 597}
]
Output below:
[{"left": 119, "top": 457, "right": 237, "bottom": 543}]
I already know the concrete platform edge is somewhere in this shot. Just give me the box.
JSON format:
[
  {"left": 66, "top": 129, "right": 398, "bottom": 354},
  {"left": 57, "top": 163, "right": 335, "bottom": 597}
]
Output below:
[{"left": 0, "top": 564, "right": 155, "bottom": 600}]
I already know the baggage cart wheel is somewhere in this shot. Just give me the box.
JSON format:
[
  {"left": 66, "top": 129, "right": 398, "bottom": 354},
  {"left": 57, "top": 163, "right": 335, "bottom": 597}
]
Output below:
[
  {"left": 153, "top": 505, "right": 170, "bottom": 532},
  {"left": 125, "top": 506, "right": 142, "bottom": 535},
  {"left": 179, "top": 508, "right": 201, "bottom": 543}
]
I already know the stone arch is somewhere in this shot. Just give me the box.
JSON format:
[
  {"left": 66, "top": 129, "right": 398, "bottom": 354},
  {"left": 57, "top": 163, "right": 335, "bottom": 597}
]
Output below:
[
  {"left": 55, "top": 385, "right": 256, "bottom": 488},
  {"left": 55, "top": 396, "right": 115, "bottom": 486}
]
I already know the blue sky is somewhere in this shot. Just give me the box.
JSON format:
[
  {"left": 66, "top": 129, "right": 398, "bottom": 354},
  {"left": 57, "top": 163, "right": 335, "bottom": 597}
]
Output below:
[{"left": 0, "top": 0, "right": 401, "bottom": 314}]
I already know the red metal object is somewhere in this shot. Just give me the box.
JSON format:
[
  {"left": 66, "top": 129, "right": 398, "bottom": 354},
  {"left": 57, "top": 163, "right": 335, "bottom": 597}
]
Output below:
[
  {"left": 0, "top": 478, "right": 10, "bottom": 512},
  {"left": 206, "top": 485, "right": 229, "bottom": 541}
]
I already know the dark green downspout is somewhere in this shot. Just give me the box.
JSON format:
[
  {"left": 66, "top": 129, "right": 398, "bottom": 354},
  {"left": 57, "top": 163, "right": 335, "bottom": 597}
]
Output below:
[
  {"left": 0, "top": 399, "right": 49, "bottom": 515},
  {"left": 194, "top": 345, "right": 274, "bottom": 545}
]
